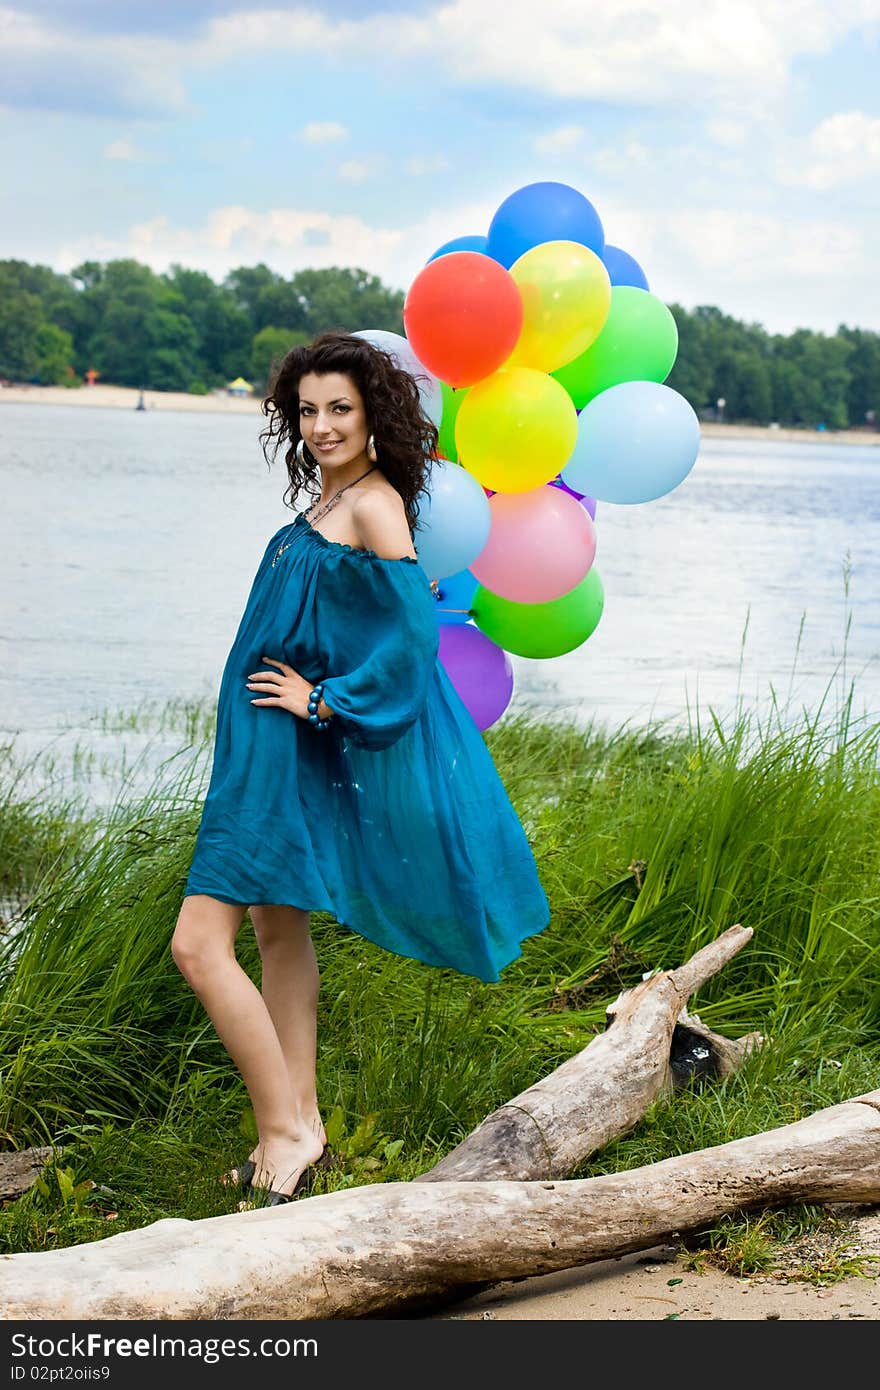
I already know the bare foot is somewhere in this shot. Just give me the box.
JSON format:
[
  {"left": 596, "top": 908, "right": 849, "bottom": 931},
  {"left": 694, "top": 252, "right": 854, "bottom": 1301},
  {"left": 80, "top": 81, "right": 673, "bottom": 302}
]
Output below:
[
  {"left": 238, "top": 1129, "right": 327, "bottom": 1206},
  {"left": 223, "top": 1107, "right": 326, "bottom": 1190}
]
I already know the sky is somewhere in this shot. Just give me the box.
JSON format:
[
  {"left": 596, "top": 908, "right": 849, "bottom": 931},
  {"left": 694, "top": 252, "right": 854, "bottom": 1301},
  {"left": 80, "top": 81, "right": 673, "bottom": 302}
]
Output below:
[{"left": 2, "top": 0, "right": 879, "bottom": 334}]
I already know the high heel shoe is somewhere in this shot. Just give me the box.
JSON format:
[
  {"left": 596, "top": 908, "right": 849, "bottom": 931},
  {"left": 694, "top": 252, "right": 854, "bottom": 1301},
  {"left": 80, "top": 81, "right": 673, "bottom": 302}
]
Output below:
[
  {"left": 240, "top": 1145, "right": 337, "bottom": 1208},
  {"left": 221, "top": 1158, "right": 256, "bottom": 1191}
]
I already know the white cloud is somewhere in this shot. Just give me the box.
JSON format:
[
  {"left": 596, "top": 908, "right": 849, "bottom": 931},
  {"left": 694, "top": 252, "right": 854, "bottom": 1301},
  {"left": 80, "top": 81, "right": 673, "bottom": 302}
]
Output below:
[
  {"left": 664, "top": 207, "right": 865, "bottom": 280},
  {"left": 52, "top": 197, "right": 497, "bottom": 293},
  {"left": 706, "top": 119, "right": 749, "bottom": 148},
  {"left": 196, "top": 2, "right": 880, "bottom": 108},
  {"left": 591, "top": 140, "right": 650, "bottom": 176},
  {"left": 337, "top": 158, "right": 383, "bottom": 183},
  {"left": 782, "top": 110, "right": 880, "bottom": 189},
  {"left": 103, "top": 139, "right": 140, "bottom": 161},
  {"left": 6, "top": 3, "right": 877, "bottom": 119},
  {"left": 533, "top": 125, "right": 585, "bottom": 157},
  {"left": 300, "top": 121, "right": 348, "bottom": 143},
  {"left": 0, "top": 5, "right": 188, "bottom": 115},
  {"left": 549, "top": 189, "right": 873, "bottom": 329},
  {"left": 405, "top": 154, "right": 451, "bottom": 176}
]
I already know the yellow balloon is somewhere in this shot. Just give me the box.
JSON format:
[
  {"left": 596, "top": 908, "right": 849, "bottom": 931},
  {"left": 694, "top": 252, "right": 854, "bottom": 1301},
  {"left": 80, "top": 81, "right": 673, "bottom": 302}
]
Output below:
[
  {"left": 506, "top": 240, "right": 612, "bottom": 373},
  {"left": 454, "top": 367, "right": 578, "bottom": 492}
]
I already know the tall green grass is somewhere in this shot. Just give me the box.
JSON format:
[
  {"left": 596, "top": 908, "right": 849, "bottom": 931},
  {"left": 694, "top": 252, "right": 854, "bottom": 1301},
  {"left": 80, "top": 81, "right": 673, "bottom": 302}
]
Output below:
[{"left": 0, "top": 694, "right": 878, "bottom": 1254}]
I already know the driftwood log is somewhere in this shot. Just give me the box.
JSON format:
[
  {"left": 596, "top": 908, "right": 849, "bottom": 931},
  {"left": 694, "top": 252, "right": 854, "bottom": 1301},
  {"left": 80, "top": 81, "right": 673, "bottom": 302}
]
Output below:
[
  {"left": 3, "top": 922, "right": 855, "bottom": 1322},
  {"left": 418, "top": 923, "right": 759, "bottom": 1181},
  {"left": 1, "top": 1093, "right": 878, "bottom": 1319},
  {"left": 0, "top": 1146, "right": 53, "bottom": 1203}
]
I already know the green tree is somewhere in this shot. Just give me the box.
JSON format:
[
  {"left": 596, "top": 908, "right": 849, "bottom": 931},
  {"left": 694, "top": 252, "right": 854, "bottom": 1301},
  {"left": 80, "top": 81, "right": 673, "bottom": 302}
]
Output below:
[
  {"left": 35, "top": 322, "right": 75, "bottom": 384},
  {"left": 165, "top": 265, "right": 252, "bottom": 383},
  {"left": 838, "top": 325, "right": 880, "bottom": 427},
  {"left": 249, "top": 326, "right": 308, "bottom": 388},
  {"left": 772, "top": 330, "right": 852, "bottom": 428},
  {"left": 290, "top": 267, "right": 405, "bottom": 334},
  {"left": 221, "top": 262, "right": 300, "bottom": 336},
  {"left": 84, "top": 260, "right": 198, "bottom": 389},
  {"left": 715, "top": 350, "right": 773, "bottom": 423},
  {"left": 0, "top": 260, "right": 80, "bottom": 341},
  {"left": 666, "top": 303, "right": 712, "bottom": 412},
  {"left": 0, "top": 277, "right": 42, "bottom": 379}
]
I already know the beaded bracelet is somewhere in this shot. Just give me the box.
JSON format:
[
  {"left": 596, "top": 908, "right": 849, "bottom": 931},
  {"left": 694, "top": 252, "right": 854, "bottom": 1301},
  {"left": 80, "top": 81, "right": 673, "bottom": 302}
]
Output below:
[{"left": 307, "top": 681, "right": 333, "bottom": 731}]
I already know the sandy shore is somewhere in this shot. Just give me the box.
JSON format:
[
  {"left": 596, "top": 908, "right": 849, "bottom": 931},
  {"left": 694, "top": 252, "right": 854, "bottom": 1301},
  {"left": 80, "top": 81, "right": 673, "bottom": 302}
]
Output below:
[
  {"left": 427, "top": 1208, "right": 880, "bottom": 1321},
  {"left": 1, "top": 382, "right": 878, "bottom": 446},
  {"left": 0, "top": 382, "right": 258, "bottom": 415}
]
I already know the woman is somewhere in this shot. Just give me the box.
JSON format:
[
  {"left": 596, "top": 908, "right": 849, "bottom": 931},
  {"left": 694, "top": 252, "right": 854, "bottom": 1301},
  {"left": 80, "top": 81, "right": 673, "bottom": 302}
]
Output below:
[{"left": 172, "top": 332, "right": 550, "bottom": 1205}]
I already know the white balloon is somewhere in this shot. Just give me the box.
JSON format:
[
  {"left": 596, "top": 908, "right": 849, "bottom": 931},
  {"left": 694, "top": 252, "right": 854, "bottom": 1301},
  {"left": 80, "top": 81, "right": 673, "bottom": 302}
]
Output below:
[{"left": 353, "top": 328, "right": 443, "bottom": 427}]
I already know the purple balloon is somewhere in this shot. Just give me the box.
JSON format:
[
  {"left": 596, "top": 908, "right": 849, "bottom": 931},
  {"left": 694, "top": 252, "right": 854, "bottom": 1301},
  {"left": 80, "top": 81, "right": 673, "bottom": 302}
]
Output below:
[
  {"left": 580, "top": 495, "right": 597, "bottom": 520},
  {"left": 438, "top": 623, "right": 513, "bottom": 730},
  {"left": 550, "top": 475, "right": 585, "bottom": 500}
]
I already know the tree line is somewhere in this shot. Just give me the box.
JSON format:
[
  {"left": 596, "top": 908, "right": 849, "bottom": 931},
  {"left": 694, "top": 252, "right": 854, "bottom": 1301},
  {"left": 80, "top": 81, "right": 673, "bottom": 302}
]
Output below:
[{"left": 0, "top": 257, "right": 877, "bottom": 429}]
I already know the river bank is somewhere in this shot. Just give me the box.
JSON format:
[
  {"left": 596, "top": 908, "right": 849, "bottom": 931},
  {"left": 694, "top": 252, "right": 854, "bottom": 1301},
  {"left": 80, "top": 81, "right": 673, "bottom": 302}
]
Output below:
[{"left": 1, "top": 381, "right": 878, "bottom": 445}]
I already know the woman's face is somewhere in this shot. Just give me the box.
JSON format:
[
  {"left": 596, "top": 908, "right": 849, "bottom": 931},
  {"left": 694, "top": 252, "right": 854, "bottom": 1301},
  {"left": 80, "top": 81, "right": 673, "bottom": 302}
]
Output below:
[{"left": 298, "top": 372, "right": 370, "bottom": 470}]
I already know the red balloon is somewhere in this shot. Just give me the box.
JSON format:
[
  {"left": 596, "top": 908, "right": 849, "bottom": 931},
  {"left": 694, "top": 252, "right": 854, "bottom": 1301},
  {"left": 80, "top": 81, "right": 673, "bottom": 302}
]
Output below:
[{"left": 404, "top": 252, "right": 523, "bottom": 388}]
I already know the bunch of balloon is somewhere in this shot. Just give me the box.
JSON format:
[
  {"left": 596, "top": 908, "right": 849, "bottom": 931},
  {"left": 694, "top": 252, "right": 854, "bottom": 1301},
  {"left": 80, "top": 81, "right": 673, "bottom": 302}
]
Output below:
[{"left": 399, "top": 181, "right": 700, "bottom": 731}]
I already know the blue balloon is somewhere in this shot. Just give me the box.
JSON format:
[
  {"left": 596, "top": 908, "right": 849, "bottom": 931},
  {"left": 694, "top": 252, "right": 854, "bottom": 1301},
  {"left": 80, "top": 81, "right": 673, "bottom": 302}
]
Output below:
[
  {"left": 561, "top": 382, "right": 700, "bottom": 505},
  {"left": 414, "top": 457, "right": 491, "bottom": 580},
  {"left": 427, "top": 234, "right": 489, "bottom": 262},
  {"left": 487, "top": 182, "right": 604, "bottom": 269},
  {"left": 602, "top": 244, "right": 649, "bottom": 290},
  {"left": 434, "top": 569, "right": 478, "bottom": 625}
]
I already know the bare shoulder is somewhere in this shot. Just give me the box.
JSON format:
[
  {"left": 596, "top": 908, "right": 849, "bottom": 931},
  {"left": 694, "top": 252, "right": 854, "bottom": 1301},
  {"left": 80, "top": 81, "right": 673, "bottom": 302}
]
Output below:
[{"left": 352, "top": 487, "right": 416, "bottom": 560}]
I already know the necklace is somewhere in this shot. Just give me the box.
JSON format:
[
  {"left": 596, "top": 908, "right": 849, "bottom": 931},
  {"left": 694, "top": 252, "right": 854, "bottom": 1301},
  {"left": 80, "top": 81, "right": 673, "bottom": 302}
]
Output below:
[{"left": 271, "top": 466, "right": 378, "bottom": 568}]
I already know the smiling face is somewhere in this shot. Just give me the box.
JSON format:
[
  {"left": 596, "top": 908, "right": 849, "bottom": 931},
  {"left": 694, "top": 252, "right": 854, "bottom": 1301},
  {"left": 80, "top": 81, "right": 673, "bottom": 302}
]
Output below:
[{"left": 298, "top": 371, "right": 371, "bottom": 472}]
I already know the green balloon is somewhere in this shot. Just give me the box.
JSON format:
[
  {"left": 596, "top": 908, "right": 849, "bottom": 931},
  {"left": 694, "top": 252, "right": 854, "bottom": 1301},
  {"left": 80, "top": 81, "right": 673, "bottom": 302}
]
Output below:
[
  {"left": 552, "top": 287, "right": 678, "bottom": 409},
  {"left": 437, "top": 381, "right": 469, "bottom": 462},
  {"left": 472, "top": 569, "right": 604, "bottom": 658}
]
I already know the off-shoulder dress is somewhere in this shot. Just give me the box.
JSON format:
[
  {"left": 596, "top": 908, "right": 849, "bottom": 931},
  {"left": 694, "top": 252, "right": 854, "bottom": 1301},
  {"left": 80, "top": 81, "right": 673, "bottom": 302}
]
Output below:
[{"left": 183, "top": 510, "right": 550, "bottom": 982}]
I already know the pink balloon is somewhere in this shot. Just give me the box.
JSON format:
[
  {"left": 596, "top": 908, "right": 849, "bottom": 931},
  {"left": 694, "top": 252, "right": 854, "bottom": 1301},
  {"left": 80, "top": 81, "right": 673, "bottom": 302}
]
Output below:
[
  {"left": 438, "top": 624, "right": 513, "bottom": 730},
  {"left": 469, "top": 485, "right": 597, "bottom": 603},
  {"left": 551, "top": 475, "right": 597, "bottom": 517}
]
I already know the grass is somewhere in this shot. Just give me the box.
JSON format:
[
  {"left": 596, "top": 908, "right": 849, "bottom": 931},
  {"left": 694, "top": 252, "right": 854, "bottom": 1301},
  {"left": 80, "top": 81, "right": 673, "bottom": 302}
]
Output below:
[
  {"left": 0, "top": 691, "right": 878, "bottom": 1268},
  {"left": 679, "top": 1205, "right": 880, "bottom": 1285}
]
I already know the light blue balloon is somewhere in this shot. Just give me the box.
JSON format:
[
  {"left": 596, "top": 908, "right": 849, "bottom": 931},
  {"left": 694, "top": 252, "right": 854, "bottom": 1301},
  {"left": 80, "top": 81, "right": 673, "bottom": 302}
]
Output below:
[
  {"left": 561, "top": 382, "right": 700, "bottom": 505},
  {"left": 352, "top": 328, "right": 443, "bottom": 427},
  {"left": 414, "top": 457, "right": 490, "bottom": 580},
  {"left": 427, "top": 234, "right": 489, "bottom": 262}
]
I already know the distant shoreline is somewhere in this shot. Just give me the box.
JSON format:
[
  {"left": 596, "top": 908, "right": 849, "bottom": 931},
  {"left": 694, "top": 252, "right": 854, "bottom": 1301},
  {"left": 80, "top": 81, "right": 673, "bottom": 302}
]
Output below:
[{"left": 2, "top": 381, "right": 878, "bottom": 446}]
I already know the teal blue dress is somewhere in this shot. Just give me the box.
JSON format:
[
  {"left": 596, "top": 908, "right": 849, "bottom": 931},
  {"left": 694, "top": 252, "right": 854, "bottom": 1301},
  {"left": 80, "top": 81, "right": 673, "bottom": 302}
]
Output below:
[{"left": 184, "top": 510, "right": 550, "bottom": 982}]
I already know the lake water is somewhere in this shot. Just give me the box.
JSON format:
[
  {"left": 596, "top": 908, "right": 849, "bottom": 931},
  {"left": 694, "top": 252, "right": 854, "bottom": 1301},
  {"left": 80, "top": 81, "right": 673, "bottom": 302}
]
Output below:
[{"left": 2, "top": 402, "right": 879, "bottom": 802}]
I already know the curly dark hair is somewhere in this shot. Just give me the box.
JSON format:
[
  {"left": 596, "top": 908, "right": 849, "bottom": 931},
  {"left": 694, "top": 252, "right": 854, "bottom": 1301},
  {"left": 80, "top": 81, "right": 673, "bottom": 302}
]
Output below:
[{"left": 260, "top": 330, "right": 438, "bottom": 536}]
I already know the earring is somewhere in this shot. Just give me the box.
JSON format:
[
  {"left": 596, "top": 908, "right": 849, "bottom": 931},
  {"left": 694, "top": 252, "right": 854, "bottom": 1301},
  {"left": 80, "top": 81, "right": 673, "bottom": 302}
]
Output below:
[
  {"left": 296, "top": 438, "right": 310, "bottom": 466},
  {"left": 366, "top": 434, "right": 378, "bottom": 463}
]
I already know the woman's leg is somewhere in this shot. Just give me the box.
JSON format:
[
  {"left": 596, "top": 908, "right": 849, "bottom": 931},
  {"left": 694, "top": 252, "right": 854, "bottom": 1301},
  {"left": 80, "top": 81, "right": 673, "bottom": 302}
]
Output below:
[
  {"left": 171, "top": 894, "right": 324, "bottom": 1198},
  {"left": 249, "top": 904, "right": 324, "bottom": 1146}
]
